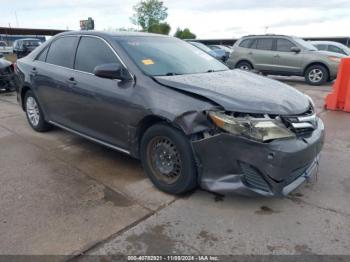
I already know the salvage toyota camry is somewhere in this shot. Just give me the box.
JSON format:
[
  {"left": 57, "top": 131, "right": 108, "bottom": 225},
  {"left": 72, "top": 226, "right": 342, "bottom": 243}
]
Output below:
[{"left": 15, "top": 31, "right": 324, "bottom": 197}]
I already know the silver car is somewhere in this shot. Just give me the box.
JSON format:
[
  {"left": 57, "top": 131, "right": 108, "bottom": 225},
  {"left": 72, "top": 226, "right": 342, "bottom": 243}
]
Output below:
[
  {"left": 227, "top": 35, "right": 346, "bottom": 85},
  {"left": 311, "top": 41, "right": 350, "bottom": 56}
]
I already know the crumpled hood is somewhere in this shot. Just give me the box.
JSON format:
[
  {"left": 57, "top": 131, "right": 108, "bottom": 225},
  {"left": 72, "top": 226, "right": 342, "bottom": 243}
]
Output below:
[{"left": 155, "top": 70, "right": 310, "bottom": 115}]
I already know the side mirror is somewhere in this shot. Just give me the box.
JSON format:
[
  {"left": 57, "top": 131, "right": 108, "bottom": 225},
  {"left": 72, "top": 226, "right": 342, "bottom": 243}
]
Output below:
[
  {"left": 291, "top": 46, "right": 301, "bottom": 53},
  {"left": 0, "top": 53, "right": 4, "bottom": 59},
  {"left": 93, "top": 63, "right": 132, "bottom": 81}
]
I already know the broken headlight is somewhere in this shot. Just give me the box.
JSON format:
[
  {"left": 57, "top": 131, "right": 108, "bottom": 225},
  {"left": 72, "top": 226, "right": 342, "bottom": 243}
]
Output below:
[{"left": 208, "top": 111, "right": 295, "bottom": 142}]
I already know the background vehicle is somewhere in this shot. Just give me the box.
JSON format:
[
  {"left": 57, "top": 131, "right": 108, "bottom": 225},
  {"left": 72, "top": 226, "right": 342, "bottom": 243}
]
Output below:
[
  {"left": 0, "top": 41, "right": 13, "bottom": 54},
  {"left": 209, "top": 44, "right": 232, "bottom": 62},
  {"left": 13, "top": 38, "right": 42, "bottom": 58},
  {"left": 227, "top": 35, "right": 346, "bottom": 85},
  {"left": 0, "top": 57, "right": 15, "bottom": 91},
  {"left": 15, "top": 31, "right": 323, "bottom": 197},
  {"left": 189, "top": 41, "right": 226, "bottom": 62},
  {"left": 311, "top": 41, "right": 350, "bottom": 56}
]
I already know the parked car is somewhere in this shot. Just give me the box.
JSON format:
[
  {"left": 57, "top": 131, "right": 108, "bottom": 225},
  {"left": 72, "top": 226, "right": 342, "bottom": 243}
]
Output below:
[
  {"left": 13, "top": 38, "right": 42, "bottom": 58},
  {"left": 311, "top": 41, "right": 350, "bottom": 56},
  {"left": 189, "top": 41, "right": 226, "bottom": 62},
  {"left": 227, "top": 35, "right": 346, "bottom": 85},
  {"left": 209, "top": 44, "right": 232, "bottom": 61},
  {"left": 0, "top": 41, "right": 13, "bottom": 54},
  {"left": 15, "top": 31, "right": 324, "bottom": 197},
  {"left": 0, "top": 57, "right": 15, "bottom": 91}
]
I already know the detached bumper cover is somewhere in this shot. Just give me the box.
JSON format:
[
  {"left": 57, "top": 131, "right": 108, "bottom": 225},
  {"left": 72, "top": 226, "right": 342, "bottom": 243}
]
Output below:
[{"left": 192, "top": 118, "right": 325, "bottom": 197}]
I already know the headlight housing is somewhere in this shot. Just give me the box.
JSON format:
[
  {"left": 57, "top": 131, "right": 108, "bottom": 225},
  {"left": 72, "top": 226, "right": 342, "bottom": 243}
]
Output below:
[{"left": 209, "top": 111, "right": 295, "bottom": 142}]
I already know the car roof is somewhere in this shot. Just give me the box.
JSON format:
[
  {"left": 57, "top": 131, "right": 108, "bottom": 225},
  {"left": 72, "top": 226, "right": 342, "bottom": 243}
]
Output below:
[
  {"left": 57, "top": 30, "right": 169, "bottom": 38},
  {"left": 310, "top": 41, "right": 344, "bottom": 47},
  {"left": 19, "top": 38, "right": 41, "bottom": 41}
]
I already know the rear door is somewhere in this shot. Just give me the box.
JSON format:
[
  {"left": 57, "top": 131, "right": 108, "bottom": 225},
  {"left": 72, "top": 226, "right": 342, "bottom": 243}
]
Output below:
[
  {"left": 249, "top": 38, "right": 274, "bottom": 71},
  {"left": 272, "top": 38, "right": 302, "bottom": 74},
  {"left": 32, "top": 36, "right": 79, "bottom": 125}
]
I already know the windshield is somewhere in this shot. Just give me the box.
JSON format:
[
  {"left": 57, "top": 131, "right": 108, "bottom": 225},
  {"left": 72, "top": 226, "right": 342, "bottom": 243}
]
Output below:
[
  {"left": 116, "top": 36, "right": 228, "bottom": 76},
  {"left": 293, "top": 37, "right": 318, "bottom": 51}
]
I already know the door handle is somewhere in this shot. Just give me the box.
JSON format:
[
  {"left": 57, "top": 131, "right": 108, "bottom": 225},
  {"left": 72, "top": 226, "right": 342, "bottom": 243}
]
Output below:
[
  {"left": 274, "top": 54, "right": 280, "bottom": 58},
  {"left": 248, "top": 52, "right": 253, "bottom": 55},
  {"left": 66, "top": 77, "right": 77, "bottom": 86}
]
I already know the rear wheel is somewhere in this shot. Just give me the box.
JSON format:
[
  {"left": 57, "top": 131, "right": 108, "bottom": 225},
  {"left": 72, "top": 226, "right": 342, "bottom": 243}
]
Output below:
[
  {"left": 24, "top": 90, "right": 51, "bottom": 132},
  {"left": 140, "top": 124, "right": 197, "bottom": 195},
  {"left": 236, "top": 61, "right": 253, "bottom": 71},
  {"left": 305, "top": 65, "right": 328, "bottom": 86}
]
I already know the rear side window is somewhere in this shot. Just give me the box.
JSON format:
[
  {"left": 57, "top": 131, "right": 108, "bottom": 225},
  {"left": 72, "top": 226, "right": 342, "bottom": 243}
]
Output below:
[
  {"left": 239, "top": 39, "right": 254, "bottom": 48},
  {"left": 276, "top": 39, "right": 296, "bottom": 52},
  {"left": 256, "top": 39, "right": 273, "bottom": 50},
  {"left": 328, "top": 45, "right": 346, "bottom": 55},
  {"left": 316, "top": 44, "right": 327, "bottom": 51},
  {"left": 46, "top": 36, "right": 77, "bottom": 68},
  {"left": 36, "top": 47, "right": 49, "bottom": 62},
  {"left": 75, "top": 36, "right": 119, "bottom": 74}
]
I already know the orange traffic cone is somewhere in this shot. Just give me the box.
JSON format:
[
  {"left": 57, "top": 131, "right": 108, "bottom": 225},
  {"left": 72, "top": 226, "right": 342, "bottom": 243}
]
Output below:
[{"left": 325, "top": 58, "right": 350, "bottom": 112}]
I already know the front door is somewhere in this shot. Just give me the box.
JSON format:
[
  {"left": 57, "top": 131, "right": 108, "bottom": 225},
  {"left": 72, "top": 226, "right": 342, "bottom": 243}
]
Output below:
[{"left": 272, "top": 38, "right": 302, "bottom": 74}]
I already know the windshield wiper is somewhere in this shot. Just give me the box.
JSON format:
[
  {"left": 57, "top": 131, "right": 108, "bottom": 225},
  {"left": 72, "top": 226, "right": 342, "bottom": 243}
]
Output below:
[{"left": 165, "top": 72, "right": 182, "bottom": 76}]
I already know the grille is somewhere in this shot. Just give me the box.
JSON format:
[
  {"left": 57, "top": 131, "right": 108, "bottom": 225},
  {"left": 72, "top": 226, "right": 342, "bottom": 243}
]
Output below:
[
  {"left": 282, "top": 106, "right": 317, "bottom": 136},
  {"left": 240, "top": 163, "right": 271, "bottom": 192}
]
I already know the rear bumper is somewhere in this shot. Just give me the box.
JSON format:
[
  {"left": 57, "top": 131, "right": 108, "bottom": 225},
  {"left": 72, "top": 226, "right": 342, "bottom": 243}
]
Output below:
[
  {"left": 0, "top": 73, "right": 15, "bottom": 89},
  {"left": 192, "top": 118, "right": 325, "bottom": 197}
]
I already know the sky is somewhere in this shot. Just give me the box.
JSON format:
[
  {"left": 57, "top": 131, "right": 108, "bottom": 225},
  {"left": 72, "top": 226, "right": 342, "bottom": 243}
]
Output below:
[{"left": 1, "top": 0, "right": 350, "bottom": 39}]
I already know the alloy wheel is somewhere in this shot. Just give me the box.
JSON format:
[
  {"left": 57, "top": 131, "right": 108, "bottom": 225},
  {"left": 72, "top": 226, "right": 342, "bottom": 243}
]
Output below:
[
  {"left": 308, "top": 69, "right": 323, "bottom": 83},
  {"left": 26, "top": 97, "right": 40, "bottom": 127}
]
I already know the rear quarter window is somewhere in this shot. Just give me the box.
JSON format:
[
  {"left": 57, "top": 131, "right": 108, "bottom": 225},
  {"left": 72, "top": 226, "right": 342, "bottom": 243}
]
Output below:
[{"left": 239, "top": 39, "right": 254, "bottom": 48}]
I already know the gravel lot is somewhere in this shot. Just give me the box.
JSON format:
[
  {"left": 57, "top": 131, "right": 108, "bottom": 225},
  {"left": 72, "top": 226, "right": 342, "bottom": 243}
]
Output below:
[{"left": 0, "top": 77, "right": 349, "bottom": 257}]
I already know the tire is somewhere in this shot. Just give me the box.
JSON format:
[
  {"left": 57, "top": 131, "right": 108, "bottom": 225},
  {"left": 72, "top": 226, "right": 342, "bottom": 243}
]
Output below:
[
  {"left": 24, "top": 90, "right": 51, "bottom": 132},
  {"left": 235, "top": 61, "right": 253, "bottom": 71},
  {"left": 140, "top": 123, "right": 197, "bottom": 195},
  {"left": 305, "top": 65, "right": 329, "bottom": 86}
]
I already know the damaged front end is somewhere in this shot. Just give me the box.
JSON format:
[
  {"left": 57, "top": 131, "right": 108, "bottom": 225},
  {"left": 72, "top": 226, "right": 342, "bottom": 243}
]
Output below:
[
  {"left": 0, "top": 59, "right": 16, "bottom": 91},
  {"left": 190, "top": 106, "right": 324, "bottom": 197}
]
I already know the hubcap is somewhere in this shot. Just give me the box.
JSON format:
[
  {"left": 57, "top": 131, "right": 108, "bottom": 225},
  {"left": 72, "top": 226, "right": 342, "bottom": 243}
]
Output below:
[
  {"left": 308, "top": 69, "right": 323, "bottom": 83},
  {"left": 240, "top": 65, "right": 250, "bottom": 71},
  {"left": 26, "top": 97, "right": 40, "bottom": 126},
  {"left": 147, "top": 136, "right": 181, "bottom": 184}
]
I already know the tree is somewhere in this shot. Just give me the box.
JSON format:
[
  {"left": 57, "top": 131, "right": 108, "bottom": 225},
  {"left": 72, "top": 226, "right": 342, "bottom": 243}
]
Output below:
[
  {"left": 148, "top": 22, "right": 171, "bottom": 35},
  {"left": 131, "top": 0, "right": 168, "bottom": 32},
  {"left": 174, "top": 28, "right": 196, "bottom": 39}
]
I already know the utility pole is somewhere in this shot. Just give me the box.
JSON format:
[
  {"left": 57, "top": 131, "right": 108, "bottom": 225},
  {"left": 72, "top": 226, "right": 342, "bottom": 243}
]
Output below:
[{"left": 15, "top": 11, "right": 19, "bottom": 27}]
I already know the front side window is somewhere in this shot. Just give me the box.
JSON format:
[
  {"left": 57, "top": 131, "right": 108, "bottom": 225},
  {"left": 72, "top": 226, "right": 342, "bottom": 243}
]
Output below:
[
  {"left": 116, "top": 36, "right": 228, "bottom": 76},
  {"left": 46, "top": 36, "right": 77, "bottom": 68},
  {"left": 75, "top": 36, "right": 119, "bottom": 74},
  {"left": 256, "top": 39, "right": 273, "bottom": 51},
  {"left": 276, "top": 39, "right": 295, "bottom": 52}
]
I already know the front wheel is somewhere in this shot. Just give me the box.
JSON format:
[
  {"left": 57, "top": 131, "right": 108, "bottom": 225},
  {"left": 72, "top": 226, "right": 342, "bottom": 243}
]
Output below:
[
  {"left": 24, "top": 90, "right": 51, "bottom": 132},
  {"left": 140, "top": 124, "right": 197, "bottom": 195},
  {"left": 305, "top": 65, "right": 328, "bottom": 86}
]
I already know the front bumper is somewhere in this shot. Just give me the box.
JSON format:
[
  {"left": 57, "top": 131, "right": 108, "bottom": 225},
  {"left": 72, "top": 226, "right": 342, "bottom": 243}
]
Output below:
[{"left": 192, "top": 118, "right": 325, "bottom": 197}]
